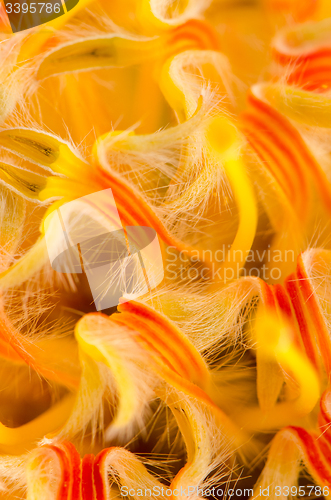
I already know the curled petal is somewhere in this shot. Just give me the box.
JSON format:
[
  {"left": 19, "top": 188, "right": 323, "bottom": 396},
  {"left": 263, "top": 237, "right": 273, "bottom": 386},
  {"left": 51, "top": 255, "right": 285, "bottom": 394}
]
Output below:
[
  {"left": 241, "top": 83, "right": 331, "bottom": 219},
  {"left": 0, "top": 394, "right": 74, "bottom": 455},
  {"left": 49, "top": 352, "right": 106, "bottom": 441},
  {"left": 37, "top": 34, "right": 161, "bottom": 80},
  {"left": 252, "top": 429, "right": 302, "bottom": 500},
  {"left": 255, "top": 390, "right": 331, "bottom": 499},
  {"left": 26, "top": 441, "right": 81, "bottom": 500},
  {"left": 263, "top": 83, "right": 331, "bottom": 128},
  {"left": 159, "top": 50, "right": 257, "bottom": 282},
  {"left": 164, "top": 390, "right": 230, "bottom": 498},
  {"left": 159, "top": 50, "right": 234, "bottom": 121},
  {"left": 114, "top": 300, "right": 211, "bottom": 389},
  {"left": 75, "top": 313, "right": 155, "bottom": 434},
  {"left": 112, "top": 300, "right": 244, "bottom": 446},
  {"left": 136, "top": 0, "right": 212, "bottom": 33},
  {"left": 36, "top": 20, "right": 219, "bottom": 80},
  {"left": 25, "top": 391, "right": 231, "bottom": 499}
]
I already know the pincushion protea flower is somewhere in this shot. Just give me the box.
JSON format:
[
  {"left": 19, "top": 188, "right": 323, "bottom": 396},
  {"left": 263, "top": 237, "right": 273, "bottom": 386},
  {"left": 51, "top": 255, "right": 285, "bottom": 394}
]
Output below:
[{"left": 0, "top": 0, "right": 331, "bottom": 498}]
